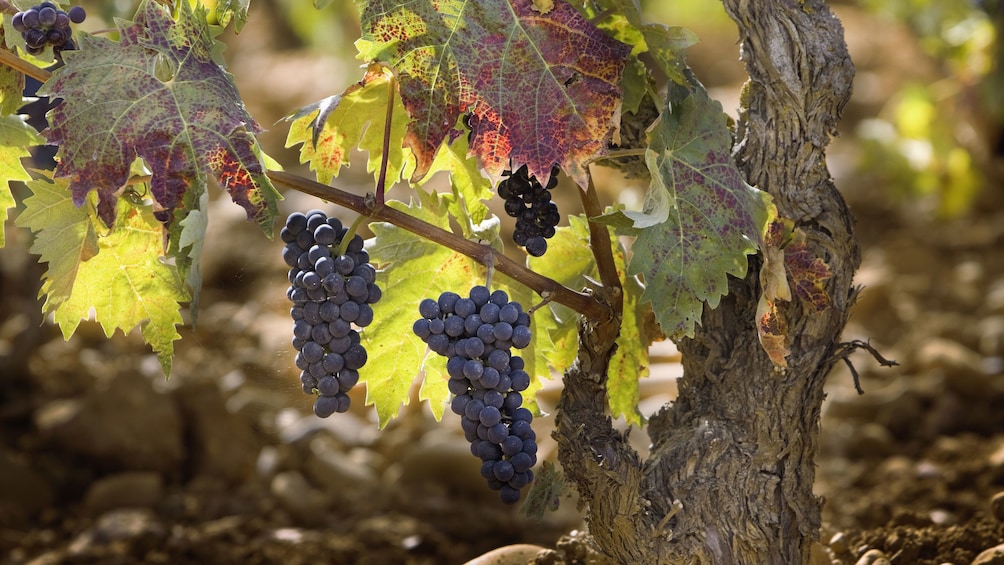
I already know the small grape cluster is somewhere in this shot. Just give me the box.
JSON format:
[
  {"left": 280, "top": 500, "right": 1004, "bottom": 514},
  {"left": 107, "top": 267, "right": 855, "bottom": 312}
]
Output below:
[
  {"left": 413, "top": 286, "right": 537, "bottom": 504},
  {"left": 12, "top": 2, "right": 86, "bottom": 56},
  {"left": 282, "top": 210, "right": 381, "bottom": 419},
  {"left": 498, "top": 165, "right": 561, "bottom": 257}
]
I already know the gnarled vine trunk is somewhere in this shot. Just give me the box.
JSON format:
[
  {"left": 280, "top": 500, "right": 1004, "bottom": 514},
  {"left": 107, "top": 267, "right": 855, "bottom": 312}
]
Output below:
[{"left": 553, "top": 1, "right": 857, "bottom": 563}]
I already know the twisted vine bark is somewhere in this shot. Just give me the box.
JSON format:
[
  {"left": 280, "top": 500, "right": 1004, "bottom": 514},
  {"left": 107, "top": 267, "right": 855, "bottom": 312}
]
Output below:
[{"left": 553, "top": 1, "right": 857, "bottom": 563}]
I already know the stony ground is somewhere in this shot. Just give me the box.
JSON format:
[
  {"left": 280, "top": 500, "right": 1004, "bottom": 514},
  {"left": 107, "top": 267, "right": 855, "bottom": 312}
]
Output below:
[
  {"left": 1, "top": 156, "right": 1003, "bottom": 565},
  {"left": 2, "top": 3, "right": 1004, "bottom": 564}
]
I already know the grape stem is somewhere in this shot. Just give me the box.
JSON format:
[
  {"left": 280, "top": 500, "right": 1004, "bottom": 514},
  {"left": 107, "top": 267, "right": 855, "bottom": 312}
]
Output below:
[
  {"left": 336, "top": 213, "right": 368, "bottom": 257},
  {"left": 268, "top": 170, "right": 610, "bottom": 321}
]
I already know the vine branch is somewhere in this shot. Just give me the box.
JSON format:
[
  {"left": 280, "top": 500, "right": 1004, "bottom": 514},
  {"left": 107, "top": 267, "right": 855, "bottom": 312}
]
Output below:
[
  {"left": 268, "top": 170, "right": 610, "bottom": 321},
  {"left": 0, "top": 48, "right": 50, "bottom": 83},
  {"left": 582, "top": 170, "right": 623, "bottom": 313}
]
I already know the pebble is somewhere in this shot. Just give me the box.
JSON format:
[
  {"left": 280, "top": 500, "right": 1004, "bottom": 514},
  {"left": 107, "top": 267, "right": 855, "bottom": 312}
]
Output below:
[
  {"left": 68, "top": 508, "right": 165, "bottom": 553},
  {"left": 83, "top": 471, "right": 164, "bottom": 515},
  {"left": 33, "top": 374, "right": 184, "bottom": 472},
  {"left": 992, "top": 491, "right": 1004, "bottom": 523},
  {"left": 972, "top": 543, "right": 1004, "bottom": 565},
  {"left": 463, "top": 544, "right": 549, "bottom": 565},
  {"left": 855, "top": 548, "right": 891, "bottom": 565},
  {"left": 270, "top": 470, "right": 329, "bottom": 526},
  {"left": 304, "top": 437, "right": 379, "bottom": 496}
]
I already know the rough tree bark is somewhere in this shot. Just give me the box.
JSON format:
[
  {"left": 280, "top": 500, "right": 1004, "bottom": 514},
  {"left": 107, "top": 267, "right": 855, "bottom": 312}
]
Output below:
[{"left": 553, "top": 1, "right": 858, "bottom": 563}]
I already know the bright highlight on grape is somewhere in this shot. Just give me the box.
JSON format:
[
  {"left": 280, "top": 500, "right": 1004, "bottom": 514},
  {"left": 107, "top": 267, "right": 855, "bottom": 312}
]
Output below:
[
  {"left": 413, "top": 286, "right": 538, "bottom": 504},
  {"left": 282, "top": 210, "right": 381, "bottom": 418}
]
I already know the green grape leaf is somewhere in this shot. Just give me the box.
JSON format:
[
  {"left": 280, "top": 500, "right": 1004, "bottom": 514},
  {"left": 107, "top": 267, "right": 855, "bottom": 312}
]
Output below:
[
  {"left": 14, "top": 176, "right": 97, "bottom": 308},
  {"left": 0, "top": 51, "right": 24, "bottom": 115},
  {"left": 0, "top": 114, "right": 43, "bottom": 247},
  {"left": 363, "top": 191, "right": 486, "bottom": 426},
  {"left": 358, "top": 0, "right": 631, "bottom": 188},
  {"left": 528, "top": 214, "right": 648, "bottom": 425},
  {"left": 284, "top": 65, "right": 413, "bottom": 187},
  {"left": 640, "top": 24, "right": 697, "bottom": 85},
  {"left": 175, "top": 188, "right": 209, "bottom": 321},
  {"left": 418, "top": 132, "right": 495, "bottom": 237},
  {"left": 617, "top": 82, "right": 774, "bottom": 339},
  {"left": 40, "top": 0, "right": 278, "bottom": 234},
  {"left": 16, "top": 177, "right": 188, "bottom": 374},
  {"left": 212, "top": 0, "right": 250, "bottom": 32}
]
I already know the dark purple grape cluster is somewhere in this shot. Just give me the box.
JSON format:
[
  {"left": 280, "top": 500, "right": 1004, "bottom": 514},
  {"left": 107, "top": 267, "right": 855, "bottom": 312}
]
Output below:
[
  {"left": 281, "top": 210, "right": 381, "bottom": 418},
  {"left": 498, "top": 165, "right": 561, "bottom": 257},
  {"left": 12, "top": 2, "right": 86, "bottom": 55},
  {"left": 413, "top": 286, "right": 537, "bottom": 504}
]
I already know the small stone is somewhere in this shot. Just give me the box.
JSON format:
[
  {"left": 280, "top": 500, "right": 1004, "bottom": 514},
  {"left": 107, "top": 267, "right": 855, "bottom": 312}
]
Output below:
[
  {"left": 464, "top": 544, "right": 549, "bottom": 564},
  {"left": 303, "top": 437, "right": 378, "bottom": 497},
  {"left": 855, "top": 548, "right": 891, "bottom": 565},
  {"left": 829, "top": 531, "right": 849, "bottom": 555},
  {"left": 972, "top": 543, "right": 1004, "bottom": 565},
  {"left": 83, "top": 471, "right": 163, "bottom": 515},
  {"left": 270, "top": 470, "right": 329, "bottom": 525},
  {"left": 68, "top": 508, "right": 165, "bottom": 553},
  {"left": 991, "top": 492, "right": 1004, "bottom": 523},
  {"left": 34, "top": 374, "right": 184, "bottom": 472}
]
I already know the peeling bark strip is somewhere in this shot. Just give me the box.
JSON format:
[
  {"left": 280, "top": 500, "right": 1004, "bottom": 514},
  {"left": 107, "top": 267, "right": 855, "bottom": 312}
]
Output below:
[{"left": 554, "top": 2, "right": 857, "bottom": 564}]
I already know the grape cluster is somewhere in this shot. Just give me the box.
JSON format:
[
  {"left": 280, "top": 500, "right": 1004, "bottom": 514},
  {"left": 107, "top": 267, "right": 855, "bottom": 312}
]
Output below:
[
  {"left": 12, "top": 2, "right": 86, "bottom": 56},
  {"left": 413, "top": 286, "right": 537, "bottom": 504},
  {"left": 498, "top": 165, "right": 561, "bottom": 257},
  {"left": 282, "top": 210, "right": 381, "bottom": 419}
]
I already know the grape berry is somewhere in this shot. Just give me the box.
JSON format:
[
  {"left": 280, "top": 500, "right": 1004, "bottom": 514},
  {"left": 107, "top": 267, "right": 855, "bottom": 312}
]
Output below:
[
  {"left": 282, "top": 210, "right": 381, "bottom": 418},
  {"left": 413, "top": 286, "right": 537, "bottom": 504},
  {"left": 12, "top": 2, "right": 86, "bottom": 56},
  {"left": 498, "top": 165, "right": 561, "bottom": 257}
]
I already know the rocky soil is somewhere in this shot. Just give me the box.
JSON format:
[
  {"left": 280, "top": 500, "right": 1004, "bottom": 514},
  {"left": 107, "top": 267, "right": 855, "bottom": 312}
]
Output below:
[{"left": 2, "top": 3, "right": 1004, "bottom": 564}]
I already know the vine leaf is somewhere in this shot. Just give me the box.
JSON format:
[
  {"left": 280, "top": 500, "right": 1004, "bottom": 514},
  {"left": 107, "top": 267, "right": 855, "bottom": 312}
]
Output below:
[
  {"left": 0, "top": 54, "right": 24, "bottom": 115},
  {"left": 40, "top": 0, "right": 279, "bottom": 234},
  {"left": 608, "top": 82, "right": 774, "bottom": 339},
  {"left": 529, "top": 214, "right": 648, "bottom": 425},
  {"left": 358, "top": 0, "right": 631, "bottom": 187},
  {"left": 785, "top": 229, "right": 832, "bottom": 312},
  {"left": 0, "top": 114, "right": 43, "bottom": 246},
  {"left": 284, "top": 65, "right": 413, "bottom": 187},
  {"left": 16, "top": 177, "right": 188, "bottom": 374},
  {"left": 14, "top": 176, "right": 97, "bottom": 308},
  {"left": 363, "top": 191, "right": 484, "bottom": 426}
]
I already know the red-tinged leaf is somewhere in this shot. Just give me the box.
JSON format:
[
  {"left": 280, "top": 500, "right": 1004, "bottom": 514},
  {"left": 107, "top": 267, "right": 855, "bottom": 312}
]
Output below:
[
  {"left": 785, "top": 230, "right": 832, "bottom": 312},
  {"left": 40, "top": 0, "right": 278, "bottom": 233},
  {"left": 756, "top": 292, "right": 789, "bottom": 367},
  {"left": 359, "top": 0, "right": 631, "bottom": 187}
]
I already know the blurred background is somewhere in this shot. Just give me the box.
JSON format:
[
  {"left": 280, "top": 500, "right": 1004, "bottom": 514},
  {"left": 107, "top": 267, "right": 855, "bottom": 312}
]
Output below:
[{"left": 1, "top": 0, "right": 1002, "bottom": 563}]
